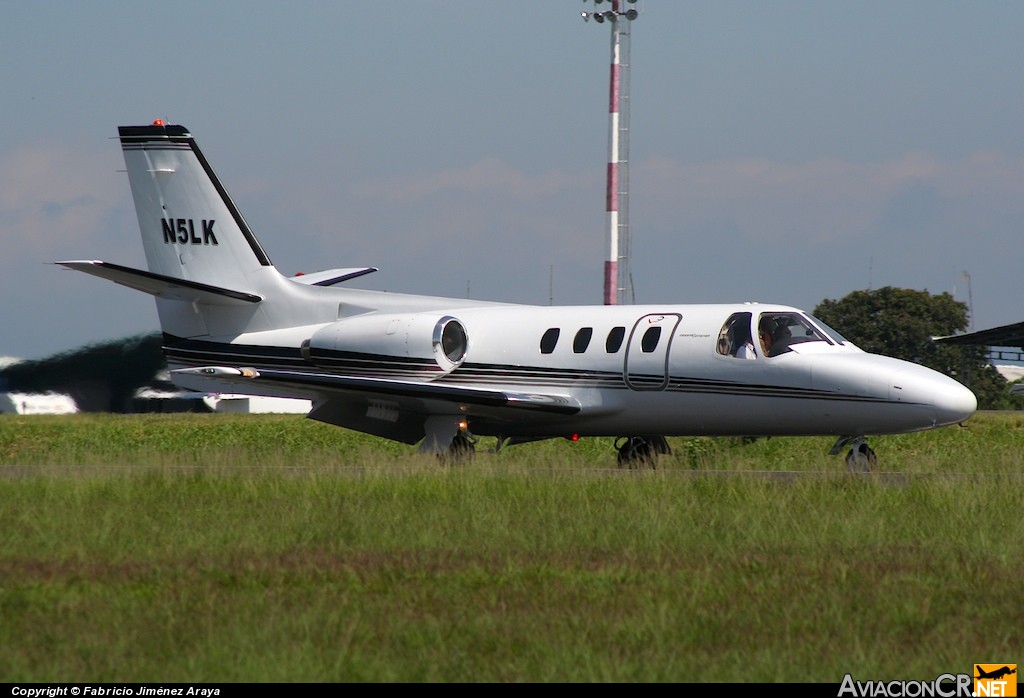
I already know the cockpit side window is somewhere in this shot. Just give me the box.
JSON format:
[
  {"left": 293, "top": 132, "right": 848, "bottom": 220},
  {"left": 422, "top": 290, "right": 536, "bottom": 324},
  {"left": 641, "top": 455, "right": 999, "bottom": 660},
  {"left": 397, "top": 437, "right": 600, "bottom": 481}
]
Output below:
[
  {"left": 758, "top": 312, "right": 832, "bottom": 357},
  {"left": 717, "top": 312, "right": 756, "bottom": 359}
]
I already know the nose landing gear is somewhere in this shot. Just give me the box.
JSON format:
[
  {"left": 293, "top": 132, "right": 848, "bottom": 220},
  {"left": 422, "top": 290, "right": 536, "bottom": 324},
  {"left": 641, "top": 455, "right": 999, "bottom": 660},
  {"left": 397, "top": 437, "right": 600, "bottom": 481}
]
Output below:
[{"left": 830, "top": 436, "right": 878, "bottom": 473}]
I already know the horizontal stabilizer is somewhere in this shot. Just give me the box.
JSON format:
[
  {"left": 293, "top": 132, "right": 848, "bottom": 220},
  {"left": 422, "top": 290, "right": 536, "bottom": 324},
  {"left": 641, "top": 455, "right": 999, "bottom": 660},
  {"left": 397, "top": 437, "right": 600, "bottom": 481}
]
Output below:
[
  {"left": 57, "top": 261, "right": 263, "bottom": 305},
  {"left": 289, "top": 267, "right": 379, "bottom": 286},
  {"left": 172, "top": 366, "right": 581, "bottom": 415}
]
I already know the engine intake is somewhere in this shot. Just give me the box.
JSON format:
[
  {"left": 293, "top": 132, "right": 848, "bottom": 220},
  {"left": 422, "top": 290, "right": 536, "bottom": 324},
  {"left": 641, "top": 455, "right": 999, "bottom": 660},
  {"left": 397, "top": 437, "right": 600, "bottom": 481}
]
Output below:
[{"left": 302, "top": 313, "right": 468, "bottom": 377}]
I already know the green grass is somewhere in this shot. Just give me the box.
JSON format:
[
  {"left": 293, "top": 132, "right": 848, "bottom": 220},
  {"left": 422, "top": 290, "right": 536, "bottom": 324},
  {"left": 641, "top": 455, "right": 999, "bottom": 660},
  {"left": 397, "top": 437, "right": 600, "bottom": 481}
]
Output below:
[{"left": 0, "top": 412, "right": 1021, "bottom": 682}]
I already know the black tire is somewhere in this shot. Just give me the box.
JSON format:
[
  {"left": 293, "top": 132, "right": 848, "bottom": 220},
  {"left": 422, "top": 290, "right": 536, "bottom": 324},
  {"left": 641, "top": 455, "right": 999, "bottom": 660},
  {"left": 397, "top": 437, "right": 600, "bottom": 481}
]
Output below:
[
  {"left": 845, "top": 443, "right": 877, "bottom": 473},
  {"left": 616, "top": 437, "right": 658, "bottom": 470},
  {"left": 440, "top": 431, "right": 476, "bottom": 464}
]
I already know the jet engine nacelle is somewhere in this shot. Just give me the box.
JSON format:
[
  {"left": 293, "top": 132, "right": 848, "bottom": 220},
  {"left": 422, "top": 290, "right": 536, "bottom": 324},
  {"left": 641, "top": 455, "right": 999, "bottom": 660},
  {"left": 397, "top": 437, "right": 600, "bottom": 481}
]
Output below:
[{"left": 302, "top": 313, "right": 469, "bottom": 377}]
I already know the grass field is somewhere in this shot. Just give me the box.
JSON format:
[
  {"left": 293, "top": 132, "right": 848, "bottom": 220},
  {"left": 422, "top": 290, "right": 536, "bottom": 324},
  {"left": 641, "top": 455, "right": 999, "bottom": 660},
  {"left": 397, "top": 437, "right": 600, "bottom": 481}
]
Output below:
[{"left": 0, "top": 412, "right": 1021, "bottom": 682}]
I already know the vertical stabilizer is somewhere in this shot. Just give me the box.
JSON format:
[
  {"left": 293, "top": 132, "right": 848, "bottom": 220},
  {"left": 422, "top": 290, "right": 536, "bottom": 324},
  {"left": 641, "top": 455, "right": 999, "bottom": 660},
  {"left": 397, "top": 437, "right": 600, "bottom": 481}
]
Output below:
[
  {"left": 119, "top": 123, "right": 272, "bottom": 293},
  {"left": 117, "top": 122, "right": 302, "bottom": 339}
]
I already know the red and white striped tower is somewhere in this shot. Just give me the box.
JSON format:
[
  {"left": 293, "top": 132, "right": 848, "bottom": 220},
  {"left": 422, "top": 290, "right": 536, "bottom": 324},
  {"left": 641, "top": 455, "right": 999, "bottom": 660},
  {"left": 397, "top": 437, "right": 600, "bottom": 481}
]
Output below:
[{"left": 583, "top": 0, "right": 638, "bottom": 305}]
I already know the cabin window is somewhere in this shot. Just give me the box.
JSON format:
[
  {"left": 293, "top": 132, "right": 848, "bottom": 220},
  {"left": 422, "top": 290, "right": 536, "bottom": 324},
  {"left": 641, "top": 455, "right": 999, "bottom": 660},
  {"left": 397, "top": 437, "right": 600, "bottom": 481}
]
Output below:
[
  {"left": 540, "top": 327, "right": 560, "bottom": 354},
  {"left": 606, "top": 326, "right": 626, "bottom": 353},
  {"left": 641, "top": 327, "right": 662, "bottom": 353},
  {"left": 573, "top": 327, "right": 593, "bottom": 353},
  {"left": 717, "top": 312, "right": 756, "bottom": 359}
]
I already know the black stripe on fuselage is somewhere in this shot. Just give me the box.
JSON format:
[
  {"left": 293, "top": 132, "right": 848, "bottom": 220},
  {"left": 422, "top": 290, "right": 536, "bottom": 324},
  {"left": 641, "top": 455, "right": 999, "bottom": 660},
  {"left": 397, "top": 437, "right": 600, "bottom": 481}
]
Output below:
[
  {"left": 162, "top": 334, "right": 307, "bottom": 369},
  {"left": 303, "top": 348, "right": 443, "bottom": 374},
  {"left": 118, "top": 124, "right": 273, "bottom": 267}
]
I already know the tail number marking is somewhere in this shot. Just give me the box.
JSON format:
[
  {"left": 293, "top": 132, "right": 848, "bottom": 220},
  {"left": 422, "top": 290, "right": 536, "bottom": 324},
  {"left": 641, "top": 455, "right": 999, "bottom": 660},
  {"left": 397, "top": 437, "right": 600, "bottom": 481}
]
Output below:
[{"left": 161, "top": 218, "right": 219, "bottom": 245}]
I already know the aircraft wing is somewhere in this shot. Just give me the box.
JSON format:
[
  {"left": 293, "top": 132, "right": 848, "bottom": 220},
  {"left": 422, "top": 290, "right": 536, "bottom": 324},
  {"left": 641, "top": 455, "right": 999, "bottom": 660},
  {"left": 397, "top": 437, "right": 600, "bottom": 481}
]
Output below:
[
  {"left": 934, "top": 320, "right": 1024, "bottom": 349},
  {"left": 172, "top": 366, "right": 581, "bottom": 444}
]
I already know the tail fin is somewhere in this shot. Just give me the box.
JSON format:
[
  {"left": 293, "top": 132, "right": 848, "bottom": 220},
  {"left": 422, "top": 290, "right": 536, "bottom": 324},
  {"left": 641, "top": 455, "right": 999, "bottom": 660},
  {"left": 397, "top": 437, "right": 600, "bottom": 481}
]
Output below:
[
  {"left": 62, "top": 123, "right": 352, "bottom": 341},
  {"left": 119, "top": 123, "right": 272, "bottom": 292},
  {"left": 112, "top": 122, "right": 317, "bottom": 339}
]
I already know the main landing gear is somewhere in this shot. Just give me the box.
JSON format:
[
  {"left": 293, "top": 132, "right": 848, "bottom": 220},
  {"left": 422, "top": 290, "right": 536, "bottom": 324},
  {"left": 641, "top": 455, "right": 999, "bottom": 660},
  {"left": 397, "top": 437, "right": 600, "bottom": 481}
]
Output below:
[
  {"left": 830, "top": 436, "right": 878, "bottom": 473},
  {"left": 445, "top": 428, "right": 477, "bottom": 461},
  {"left": 615, "top": 435, "right": 671, "bottom": 469},
  {"left": 420, "top": 416, "right": 477, "bottom": 462}
]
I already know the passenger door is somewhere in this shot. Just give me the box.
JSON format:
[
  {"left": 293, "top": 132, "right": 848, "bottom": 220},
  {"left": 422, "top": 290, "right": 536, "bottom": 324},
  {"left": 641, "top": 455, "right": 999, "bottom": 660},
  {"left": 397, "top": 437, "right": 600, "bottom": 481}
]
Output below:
[{"left": 624, "top": 313, "right": 681, "bottom": 391}]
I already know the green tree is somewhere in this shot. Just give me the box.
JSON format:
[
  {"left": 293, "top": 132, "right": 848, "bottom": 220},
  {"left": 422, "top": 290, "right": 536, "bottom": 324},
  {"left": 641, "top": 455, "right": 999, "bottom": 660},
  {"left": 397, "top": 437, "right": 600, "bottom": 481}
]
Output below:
[{"left": 812, "top": 287, "right": 1021, "bottom": 410}]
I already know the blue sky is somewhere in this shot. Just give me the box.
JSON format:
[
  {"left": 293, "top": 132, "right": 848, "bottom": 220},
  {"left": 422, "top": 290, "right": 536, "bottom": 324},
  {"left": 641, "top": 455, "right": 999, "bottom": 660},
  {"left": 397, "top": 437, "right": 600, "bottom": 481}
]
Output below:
[{"left": 2, "top": 1, "right": 1023, "bottom": 359}]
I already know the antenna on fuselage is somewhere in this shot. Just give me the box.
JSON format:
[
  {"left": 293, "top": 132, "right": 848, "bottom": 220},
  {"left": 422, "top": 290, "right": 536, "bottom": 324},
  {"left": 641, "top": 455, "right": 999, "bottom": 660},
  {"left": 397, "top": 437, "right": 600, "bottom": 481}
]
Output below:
[{"left": 582, "top": 0, "right": 638, "bottom": 305}]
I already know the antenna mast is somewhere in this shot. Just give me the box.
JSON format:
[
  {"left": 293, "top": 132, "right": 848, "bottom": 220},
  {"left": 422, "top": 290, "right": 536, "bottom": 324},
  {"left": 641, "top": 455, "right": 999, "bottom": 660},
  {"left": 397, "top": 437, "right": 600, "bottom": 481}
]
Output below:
[
  {"left": 962, "top": 270, "right": 974, "bottom": 331},
  {"left": 582, "top": 0, "right": 638, "bottom": 305}
]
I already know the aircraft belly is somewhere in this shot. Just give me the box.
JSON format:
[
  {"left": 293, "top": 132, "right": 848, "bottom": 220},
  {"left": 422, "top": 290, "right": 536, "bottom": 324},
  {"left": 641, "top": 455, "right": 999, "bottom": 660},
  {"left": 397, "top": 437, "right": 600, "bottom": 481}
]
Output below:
[{"left": 569, "top": 391, "right": 824, "bottom": 436}]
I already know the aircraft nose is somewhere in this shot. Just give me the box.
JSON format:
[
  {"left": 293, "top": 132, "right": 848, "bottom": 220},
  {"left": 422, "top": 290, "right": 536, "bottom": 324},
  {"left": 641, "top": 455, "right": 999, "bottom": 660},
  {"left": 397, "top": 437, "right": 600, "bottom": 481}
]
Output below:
[
  {"left": 931, "top": 378, "right": 978, "bottom": 426},
  {"left": 894, "top": 366, "right": 977, "bottom": 427}
]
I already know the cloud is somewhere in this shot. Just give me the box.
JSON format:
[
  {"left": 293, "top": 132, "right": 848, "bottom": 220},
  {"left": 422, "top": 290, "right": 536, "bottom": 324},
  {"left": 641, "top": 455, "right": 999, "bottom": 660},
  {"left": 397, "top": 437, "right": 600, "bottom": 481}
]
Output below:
[
  {"left": 353, "top": 158, "right": 579, "bottom": 202},
  {"left": 247, "top": 156, "right": 604, "bottom": 280},
  {"left": 631, "top": 151, "right": 1024, "bottom": 247},
  {"left": 236, "top": 147, "right": 1024, "bottom": 308},
  {"left": 0, "top": 141, "right": 126, "bottom": 274}
]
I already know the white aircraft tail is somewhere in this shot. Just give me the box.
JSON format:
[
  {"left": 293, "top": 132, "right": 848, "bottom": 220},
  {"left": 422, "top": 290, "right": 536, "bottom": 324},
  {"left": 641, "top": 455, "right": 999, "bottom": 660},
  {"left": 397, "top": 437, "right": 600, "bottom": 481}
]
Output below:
[
  {"left": 120, "top": 122, "right": 275, "bottom": 314},
  {"left": 62, "top": 122, "right": 372, "bottom": 340}
]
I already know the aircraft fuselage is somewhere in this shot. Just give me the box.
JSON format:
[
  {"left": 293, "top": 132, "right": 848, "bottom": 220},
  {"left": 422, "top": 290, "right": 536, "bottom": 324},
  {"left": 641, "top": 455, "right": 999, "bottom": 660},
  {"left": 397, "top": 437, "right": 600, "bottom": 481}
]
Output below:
[{"left": 166, "top": 299, "right": 976, "bottom": 442}]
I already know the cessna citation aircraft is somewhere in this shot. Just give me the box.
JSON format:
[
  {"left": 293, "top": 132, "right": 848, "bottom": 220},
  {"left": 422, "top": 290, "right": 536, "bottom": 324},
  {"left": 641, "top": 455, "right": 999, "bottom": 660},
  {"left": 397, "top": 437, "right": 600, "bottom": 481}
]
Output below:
[{"left": 59, "top": 123, "right": 977, "bottom": 469}]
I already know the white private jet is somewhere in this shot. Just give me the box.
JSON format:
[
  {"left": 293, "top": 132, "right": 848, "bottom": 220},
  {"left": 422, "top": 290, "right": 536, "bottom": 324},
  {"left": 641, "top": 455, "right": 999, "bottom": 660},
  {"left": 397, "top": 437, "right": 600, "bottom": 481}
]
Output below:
[{"left": 59, "top": 122, "right": 977, "bottom": 469}]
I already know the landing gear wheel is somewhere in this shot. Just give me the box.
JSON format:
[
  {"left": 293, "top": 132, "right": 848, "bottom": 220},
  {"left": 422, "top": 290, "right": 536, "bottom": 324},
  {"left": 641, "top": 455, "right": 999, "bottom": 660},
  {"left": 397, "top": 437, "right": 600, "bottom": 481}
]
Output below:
[
  {"left": 615, "top": 436, "right": 661, "bottom": 470},
  {"left": 845, "top": 443, "right": 877, "bottom": 473},
  {"left": 441, "top": 430, "right": 477, "bottom": 463}
]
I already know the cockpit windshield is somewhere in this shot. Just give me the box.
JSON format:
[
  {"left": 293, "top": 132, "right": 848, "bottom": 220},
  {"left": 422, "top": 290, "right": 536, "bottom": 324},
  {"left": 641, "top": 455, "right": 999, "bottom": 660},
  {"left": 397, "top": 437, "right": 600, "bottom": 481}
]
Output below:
[
  {"left": 757, "top": 312, "right": 832, "bottom": 357},
  {"left": 806, "top": 314, "right": 850, "bottom": 346}
]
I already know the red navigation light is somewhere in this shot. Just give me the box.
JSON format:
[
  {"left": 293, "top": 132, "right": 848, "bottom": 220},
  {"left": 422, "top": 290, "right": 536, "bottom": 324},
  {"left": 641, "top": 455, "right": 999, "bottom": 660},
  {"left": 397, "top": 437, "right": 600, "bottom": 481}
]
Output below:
[
  {"left": 153, "top": 119, "right": 165, "bottom": 127},
  {"left": 567, "top": 433, "right": 580, "bottom": 442}
]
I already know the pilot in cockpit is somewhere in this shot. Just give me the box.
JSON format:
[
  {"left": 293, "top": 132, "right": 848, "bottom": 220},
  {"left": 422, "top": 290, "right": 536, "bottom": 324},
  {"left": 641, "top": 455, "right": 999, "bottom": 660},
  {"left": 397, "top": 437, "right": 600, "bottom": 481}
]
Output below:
[
  {"left": 768, "top": 322, "right": 792, "bottom": 357},
  {"left": 759, "top": 315, "right": 801, "bottom": 357},
  {"left": 758, "top": 316, "right": 776, "bottom": 356}
]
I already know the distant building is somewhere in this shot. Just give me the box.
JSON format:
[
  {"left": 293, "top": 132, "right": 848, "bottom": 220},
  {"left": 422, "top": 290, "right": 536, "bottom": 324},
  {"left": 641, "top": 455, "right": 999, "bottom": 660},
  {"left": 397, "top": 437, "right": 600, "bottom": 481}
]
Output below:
[
  {"left": 0, "top": 357, "right": 78, "bottom": 414},
  {"left": 993, "top": 364, "right": 1024, "bottom": 395},
  {"left": 1, "top": 352, "right": 310, "bottom": 415},
  {"left": 0, "top": 391, "right": 79, "bottom": 415},
  {"left": 202, "top": 395, "right": 312, "bottom": 414}
]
